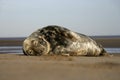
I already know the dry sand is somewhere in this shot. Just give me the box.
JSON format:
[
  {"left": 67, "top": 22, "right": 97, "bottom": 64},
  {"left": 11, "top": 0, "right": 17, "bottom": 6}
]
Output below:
[{"left": 0, "top": 53, "right": 120, "bottom": 80}]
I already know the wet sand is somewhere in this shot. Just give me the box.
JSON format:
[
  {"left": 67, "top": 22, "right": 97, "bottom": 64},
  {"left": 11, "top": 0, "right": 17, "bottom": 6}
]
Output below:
[{"left": 0, "top": 53, "right": 120, "bottom": 80}]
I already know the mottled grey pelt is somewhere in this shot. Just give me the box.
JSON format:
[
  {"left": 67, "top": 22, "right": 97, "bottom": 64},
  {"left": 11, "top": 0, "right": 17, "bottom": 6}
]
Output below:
[{"left": 23, "top": 25, "right": 108, "bottom": 56}]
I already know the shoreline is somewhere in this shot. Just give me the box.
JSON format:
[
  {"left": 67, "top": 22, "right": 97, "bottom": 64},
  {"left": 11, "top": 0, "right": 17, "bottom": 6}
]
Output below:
[{"left": 0, "top": 37, "right": 120, "bottom": 47}]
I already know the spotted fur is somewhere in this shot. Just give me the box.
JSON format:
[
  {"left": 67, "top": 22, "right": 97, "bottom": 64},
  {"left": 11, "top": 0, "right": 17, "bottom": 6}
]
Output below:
[{"left": 23, "top": 25, "right": 108, "bottom": 56}]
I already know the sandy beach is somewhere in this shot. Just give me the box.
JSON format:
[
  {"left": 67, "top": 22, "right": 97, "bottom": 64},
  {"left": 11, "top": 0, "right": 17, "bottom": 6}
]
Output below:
[{"left": 0, "top": 53, "right": 120, "bottom": 80}]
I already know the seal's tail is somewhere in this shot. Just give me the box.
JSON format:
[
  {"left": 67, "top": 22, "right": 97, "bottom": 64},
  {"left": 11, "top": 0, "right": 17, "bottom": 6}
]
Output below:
[{"left": 100, "top": 49, "right": 113, "bottom": 57}]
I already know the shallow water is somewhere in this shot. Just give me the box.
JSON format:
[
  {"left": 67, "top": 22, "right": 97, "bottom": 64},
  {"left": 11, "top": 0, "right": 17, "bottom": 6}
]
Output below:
[
  {"left": 0, "top": 46, "right": 120, "bottom": 54},
  {"left": 104, "top": 48, "right": 120, "bottom": 53},
  {"left": 0, "top": 46, "right": 22, "bottom": 53}
]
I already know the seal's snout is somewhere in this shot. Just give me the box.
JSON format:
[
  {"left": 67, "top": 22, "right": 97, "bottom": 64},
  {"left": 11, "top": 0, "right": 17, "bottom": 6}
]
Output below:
[
  {"left": 23, "top": 38, "right": 34, "bottom": 55},
  {"left": 23, "top": 37, "right": 50, "bottom": 56}
]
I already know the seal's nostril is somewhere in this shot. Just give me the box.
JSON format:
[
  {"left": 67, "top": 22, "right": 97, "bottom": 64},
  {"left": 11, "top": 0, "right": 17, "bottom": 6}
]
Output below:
[{"left": 28, "top": 50, "right": 32, "bottom": 54}]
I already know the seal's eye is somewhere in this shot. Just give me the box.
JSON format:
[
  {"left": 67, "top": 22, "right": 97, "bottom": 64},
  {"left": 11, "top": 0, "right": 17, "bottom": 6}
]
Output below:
[{"left": 32, "top": 40, "right": 38, "bottom": 46}]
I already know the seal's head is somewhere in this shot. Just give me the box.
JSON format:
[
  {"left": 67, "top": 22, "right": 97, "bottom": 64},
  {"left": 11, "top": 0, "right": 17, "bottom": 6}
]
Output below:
[{"left": 23, "top": 36, "right": 50, "bottom": 56}]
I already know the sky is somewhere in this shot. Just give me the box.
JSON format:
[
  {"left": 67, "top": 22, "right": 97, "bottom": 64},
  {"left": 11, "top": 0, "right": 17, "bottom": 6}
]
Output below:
[{"left": 0, "top": 0, "right": 120, "bottom": 37}]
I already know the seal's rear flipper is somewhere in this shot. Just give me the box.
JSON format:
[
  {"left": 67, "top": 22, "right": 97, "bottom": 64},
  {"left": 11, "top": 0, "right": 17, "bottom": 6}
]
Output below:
[{"left": 99, "top": 49, "right": 113, "bottom": 57}]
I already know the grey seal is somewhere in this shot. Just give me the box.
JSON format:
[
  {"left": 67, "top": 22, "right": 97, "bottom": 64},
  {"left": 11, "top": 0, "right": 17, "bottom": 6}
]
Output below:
[{"left": 23, "top": 25, "right": 109, "bottom": 56}]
